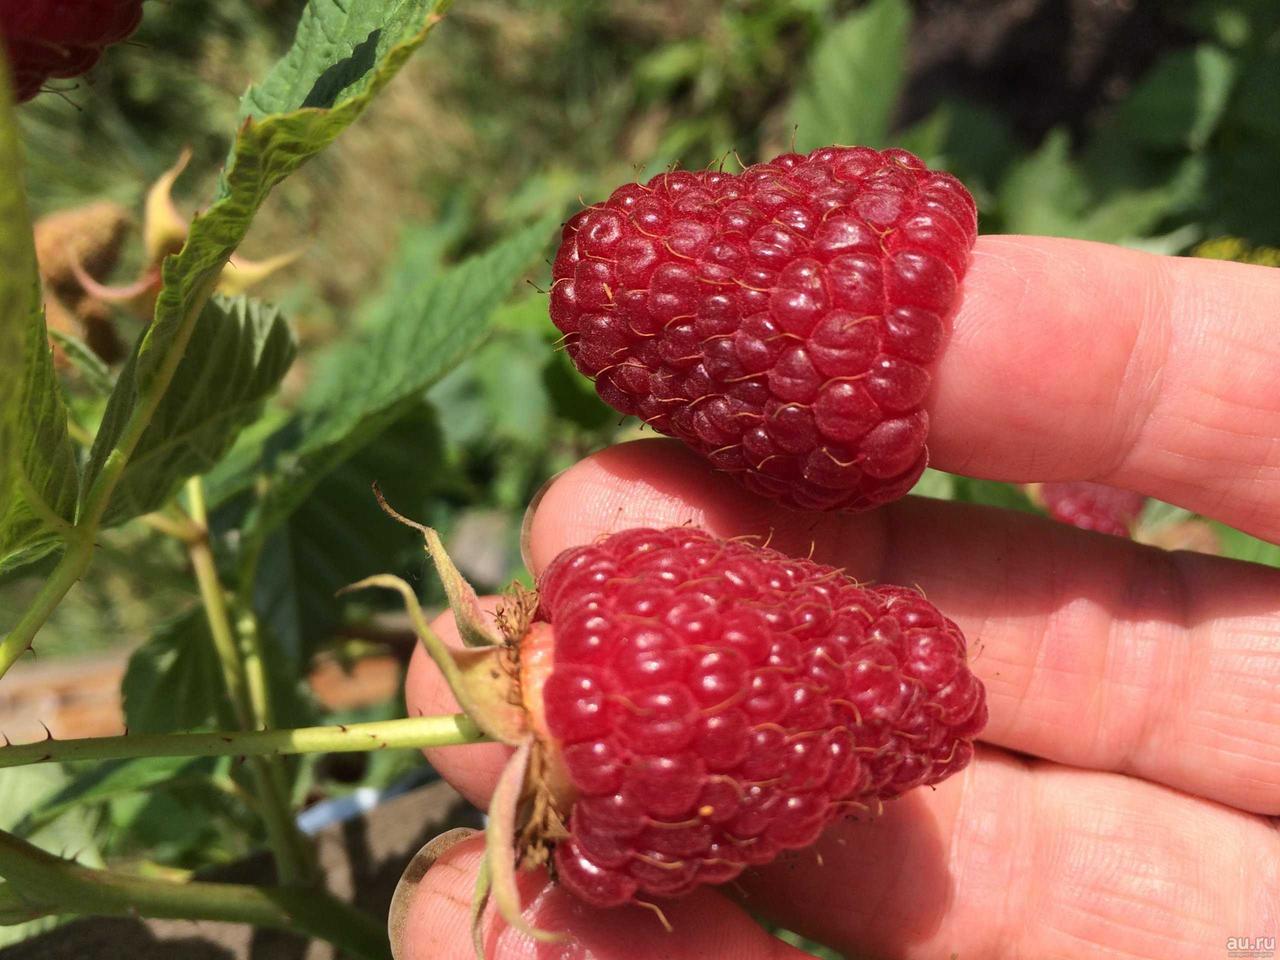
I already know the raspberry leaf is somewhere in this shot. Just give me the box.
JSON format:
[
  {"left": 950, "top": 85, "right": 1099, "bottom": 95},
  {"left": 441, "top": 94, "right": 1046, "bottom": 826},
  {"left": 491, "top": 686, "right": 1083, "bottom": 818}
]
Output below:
[
  {"left": 203, "top": 214, "right": 558, "bottom": 536},
  {"left": 788, "top": 0, "right": 910, "bottom": 151},
  {"left": 0, "top": 57, "right": 79, "bottom": 575},
  {"left": 121, "top": 610, "right": 236, "bottom": 735},
  {"left": 78, "top": 2, "right": 444, "bottom": 531},
  {"left": 85, "top": 296, "right": 296, "bottom": 526}
]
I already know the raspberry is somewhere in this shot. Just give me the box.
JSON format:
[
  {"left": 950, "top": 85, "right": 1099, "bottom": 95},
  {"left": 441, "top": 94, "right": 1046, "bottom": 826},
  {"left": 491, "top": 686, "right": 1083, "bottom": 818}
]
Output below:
[
  {"left": 1, "top": 0, "right": 143, "bottom": 103},
  {"left": 1036, "top": 481, "right": 1147, "bottom": 537},
  {"left": 366, "top": 507, "right": 986, "bottom": 936},
  {"left": 524, "top": 527, "right": 986, "bottom": 907},
  {"left": 550, "top": 146, "right": 977, "bottom": 512}
]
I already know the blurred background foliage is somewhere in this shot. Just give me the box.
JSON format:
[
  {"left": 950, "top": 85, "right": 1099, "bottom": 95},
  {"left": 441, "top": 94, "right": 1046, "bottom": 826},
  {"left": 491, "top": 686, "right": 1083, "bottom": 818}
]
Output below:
[{"left": 2, "top": 0, "right": 1279, "bottom": 949}]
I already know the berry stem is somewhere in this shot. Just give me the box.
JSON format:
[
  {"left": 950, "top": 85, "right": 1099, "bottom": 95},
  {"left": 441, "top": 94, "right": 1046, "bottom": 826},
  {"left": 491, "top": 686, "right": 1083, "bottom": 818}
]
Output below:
[
  {"left": 0, "top": 535, "right": 93, "bottom": 679},
  {"left": 0, "top": 713, "right": 487, "bottom": 770},
  {"left": 0, "top": 828, "right": 392, "bottom": 960},
  {"left": 184, "top": 476, "right": 314, "bottom": 887}
]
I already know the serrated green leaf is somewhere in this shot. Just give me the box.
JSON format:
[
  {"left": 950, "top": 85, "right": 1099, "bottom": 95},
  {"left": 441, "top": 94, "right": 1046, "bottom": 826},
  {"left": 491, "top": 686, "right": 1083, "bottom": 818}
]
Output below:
[
  {"left": 206, "top": 214, "right": 557, "bottom": 534},
  {"left": 85, "top": 296, "right": 296, "bottom": 526},
  {"left": 1116, "top": 46, "right": 1236, "bottom": 151},
  {"left": 239, "top": 0, "right": 441, "bottom": 122},
  {"left": 433, "top": 331, "right": 552, "bottom": 450},
  {"left": 0, "top": 61, "right": 78, "bottom": 575},
  {"left": 121, "top": 609, "right": 236, "bottom": 734},
  {"left": 77, "top": 3, "right": 442, "bottom": 528},
  {"left": 788, "top": 0, "right": 911, "bottom": 151}
]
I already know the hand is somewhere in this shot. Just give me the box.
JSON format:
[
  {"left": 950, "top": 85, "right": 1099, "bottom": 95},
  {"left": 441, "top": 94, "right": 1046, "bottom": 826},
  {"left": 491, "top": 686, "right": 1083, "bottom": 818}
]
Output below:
[{"left": 393, "top": 236, "right": 1280, "bottom": 959}]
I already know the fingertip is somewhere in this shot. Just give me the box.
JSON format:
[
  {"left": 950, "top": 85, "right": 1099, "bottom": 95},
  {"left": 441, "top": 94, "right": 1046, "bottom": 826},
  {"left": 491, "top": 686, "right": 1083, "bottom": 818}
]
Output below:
[
  {"left": 394, "top": 834, "right": 490, "bottom": 960},
  {"left": 399, "top": 831, "right": 805, "bottom": 960},
  {"left": 526, "top": 438, "right": 836, "bottom": 573}
]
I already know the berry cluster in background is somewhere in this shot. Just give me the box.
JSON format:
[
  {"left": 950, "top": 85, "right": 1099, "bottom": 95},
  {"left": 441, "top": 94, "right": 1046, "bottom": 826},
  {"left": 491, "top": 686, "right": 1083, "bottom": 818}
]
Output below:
[{"left": 1, "top": 0, "right": 142, "bottom": 101}]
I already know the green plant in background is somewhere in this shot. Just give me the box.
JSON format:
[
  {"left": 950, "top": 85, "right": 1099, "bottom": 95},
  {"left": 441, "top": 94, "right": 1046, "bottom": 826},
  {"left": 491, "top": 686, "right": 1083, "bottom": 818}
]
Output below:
[
  {"left": 1, "top": 0, "right": 1279, "bottom": 956},
  {"left": 0, "top": 3, "right": 523, "bottom": 955}
]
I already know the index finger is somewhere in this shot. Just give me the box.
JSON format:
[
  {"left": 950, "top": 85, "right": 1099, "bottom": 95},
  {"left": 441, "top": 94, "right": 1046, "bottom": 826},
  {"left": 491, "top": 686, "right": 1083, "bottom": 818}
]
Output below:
[{"left": 933, "top": 236, "right": 1280, "bottom": 541}]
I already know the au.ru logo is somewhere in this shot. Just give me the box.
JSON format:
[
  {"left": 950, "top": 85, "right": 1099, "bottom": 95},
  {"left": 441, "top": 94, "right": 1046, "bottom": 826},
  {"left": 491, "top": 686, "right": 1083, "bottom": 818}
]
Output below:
[{"left": 1227, "top": 935, "right": 1277, "bottom": 959}]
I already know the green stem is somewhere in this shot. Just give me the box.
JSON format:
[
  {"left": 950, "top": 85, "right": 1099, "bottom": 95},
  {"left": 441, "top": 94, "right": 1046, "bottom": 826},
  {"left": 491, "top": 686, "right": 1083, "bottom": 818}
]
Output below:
[
  {"left": 186, "top": 482, "right": 253, "bottom": 732},
  {"left": 0, "top": 536, "right": 92, "bottom": 679},
  {"left": 0, "top": 830, "right": 390, "bottom": 960},
  {"left": 184, "top": 477, "right": 314, "bottom": 887},
  {"left": 0, "top": 714, "right": 486, "bottom": 769},
  {"left": 237, "top": 607, "right": 274, "bottom": 730}
]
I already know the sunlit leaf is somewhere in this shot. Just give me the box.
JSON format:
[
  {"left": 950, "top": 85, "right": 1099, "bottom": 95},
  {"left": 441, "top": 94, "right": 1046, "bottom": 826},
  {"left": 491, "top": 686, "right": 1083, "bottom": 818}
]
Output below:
[
  {"left": 0, "top": 60, "right": 78, "bottom": 574},
  {"left": 788, "top": 0, "right": 911, "bottom": 151}
]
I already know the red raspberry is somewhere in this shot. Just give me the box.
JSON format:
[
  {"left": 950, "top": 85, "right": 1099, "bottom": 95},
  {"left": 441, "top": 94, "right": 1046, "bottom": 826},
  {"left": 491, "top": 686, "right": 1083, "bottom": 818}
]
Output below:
[
  {"left": 523, "top": 527, "right": 986, "bottom": 907},
  {"left": 2, "top": 0, "right": 143, "bottom": 103},
  {"left": 550, "top": 147, "right": 977, "bottom": 512},
  {"left": 1037, "top": 481, "right": 1146, "bottom": 537}
]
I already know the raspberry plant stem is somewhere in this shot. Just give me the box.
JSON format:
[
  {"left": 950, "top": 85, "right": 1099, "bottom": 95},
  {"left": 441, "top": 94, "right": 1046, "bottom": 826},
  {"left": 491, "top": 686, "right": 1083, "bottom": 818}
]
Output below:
[
  {"left": 0, "top": 713, "right": 486, "bottom": 769},
  {"left": 0, "top": 829, "right": 392, "bottom": 960},
  {"left": 184, "top": 477, "right": 314, "bottom": 888},
  {"left": 0, "top": 536, "right": 93, "bottom": 679}
]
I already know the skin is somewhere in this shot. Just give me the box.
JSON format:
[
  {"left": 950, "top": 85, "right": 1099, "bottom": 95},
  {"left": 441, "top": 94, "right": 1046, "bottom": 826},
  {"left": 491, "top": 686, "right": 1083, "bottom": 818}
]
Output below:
[{"left": 397, "top": 235, "right": 1280, "bottom": 959}]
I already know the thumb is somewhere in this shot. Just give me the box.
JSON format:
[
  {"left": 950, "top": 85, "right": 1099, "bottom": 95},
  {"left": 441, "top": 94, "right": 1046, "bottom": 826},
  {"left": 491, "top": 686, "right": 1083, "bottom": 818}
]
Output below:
[{"left": 392, "top": 833, "right": 814, "bottom": 960}]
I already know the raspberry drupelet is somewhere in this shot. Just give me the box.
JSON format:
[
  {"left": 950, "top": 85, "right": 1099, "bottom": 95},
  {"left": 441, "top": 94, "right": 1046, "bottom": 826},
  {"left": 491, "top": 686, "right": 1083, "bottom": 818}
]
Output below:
[{"left": 550, "top": 146, "right": 977, "bottom": 513}]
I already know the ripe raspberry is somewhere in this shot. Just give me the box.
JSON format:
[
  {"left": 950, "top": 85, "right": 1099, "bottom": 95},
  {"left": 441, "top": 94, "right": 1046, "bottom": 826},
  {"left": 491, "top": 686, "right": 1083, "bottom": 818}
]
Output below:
[
  {"left": 1, "top": 0, "right": 143, "bottom": 103},
  {"left": 525, "top": 527, "right": 986, "bottom": 907},
  {"left": 1036, "top": 481, "right": 1146, "bottom": 537},
  {"left": 550, "top": 146, "right": 977, "bottom": 512}
]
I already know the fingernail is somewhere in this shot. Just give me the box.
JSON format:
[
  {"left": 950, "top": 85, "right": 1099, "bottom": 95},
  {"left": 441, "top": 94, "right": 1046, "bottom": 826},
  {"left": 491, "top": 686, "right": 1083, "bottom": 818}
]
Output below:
[
  {"left": 520, "top": 468, "right": 566, "bottom": 574},
  {"left": 389, "top": 827, "right": 479, "bottom": 960}
]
